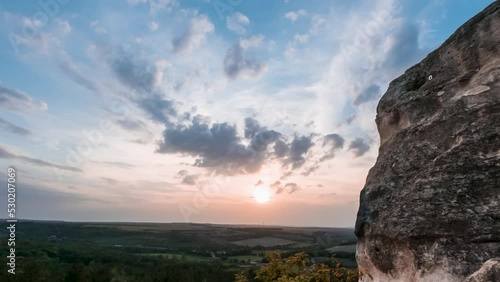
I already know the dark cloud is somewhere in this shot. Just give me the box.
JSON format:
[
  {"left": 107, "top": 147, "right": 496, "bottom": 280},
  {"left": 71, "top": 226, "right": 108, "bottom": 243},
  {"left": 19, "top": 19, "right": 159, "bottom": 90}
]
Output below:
[
  {"left": 0, "top": 146, "right": 81, "bottom": 172},
  {"left": 158, "top": 116, "right": 256, "bottom": 174},
  {"left": 223, "top": 42, "right": 266, "bottom": 79},
  {"left": 353, "top": 84, "right": 380, "bottom": 106},
  {"left": 244, "top": 117, "right": 261, "bottom": 138},
  {"left": 109, "top": 52, "right": 177, "bottom": 125},
  {"left": 320, "top": 133, "right": 345, "bottom": 161},
  {"left": 285, "top": 182, "right": 300, "bottom": 194},
  {"left": 157, "top": 116, "right": 288, "bottom": 175},
  {"left": 0, "top": 117, "right": 31, "bottom": 136},
  {"left": 284, "top": 135, "right": 314, "bottom": 169},
  {"left": 274, "top": 139, "right": 289, "bottom": 158},
  {"left": 182, "top": 174, "right": 200, "bottom": 185},
  {"left": 136, "top": 95, "right": 177, "bottom": 126},
  {"left": 0, "top": 84, "right": 47, "bottom": 111},
  {"left": 348, "top": 138, "right": 371, "bottom": 157},
  {"left": 255, "top": 180, "right": 263, "bottom": 186},
  {"left": 323, "top": 134, "right": 345, "bottom": 149},
  {"left": 272, "top": 181, "right": 301, "bottom": 195},
  {"left": 111, "top": 54, "right": 157, "bottom": 92}
]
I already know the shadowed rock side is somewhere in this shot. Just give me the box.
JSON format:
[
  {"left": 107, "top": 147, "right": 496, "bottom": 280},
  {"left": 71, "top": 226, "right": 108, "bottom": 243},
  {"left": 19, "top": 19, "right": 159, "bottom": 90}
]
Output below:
[{"left": 355, "top": 2, "right": 500, "bottom": 282}]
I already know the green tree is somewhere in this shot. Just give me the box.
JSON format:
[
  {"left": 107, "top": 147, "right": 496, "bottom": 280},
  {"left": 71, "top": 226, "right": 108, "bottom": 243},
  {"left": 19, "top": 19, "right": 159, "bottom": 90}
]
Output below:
[{"left": 236, "top": 252, "right": 358, "bottom": 282}]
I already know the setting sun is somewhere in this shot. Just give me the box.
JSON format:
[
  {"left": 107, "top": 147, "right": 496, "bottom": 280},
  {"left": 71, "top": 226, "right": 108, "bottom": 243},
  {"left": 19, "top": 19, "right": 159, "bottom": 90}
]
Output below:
[{"left": 254, "top": 187, "right": 271, "bottom": 204}]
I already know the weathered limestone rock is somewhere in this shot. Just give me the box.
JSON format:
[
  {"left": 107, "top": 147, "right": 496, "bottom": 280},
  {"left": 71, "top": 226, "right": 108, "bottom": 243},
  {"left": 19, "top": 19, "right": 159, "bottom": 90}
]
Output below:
[{"left": 355, "top": 2, "right": 500, "bottom": 281}]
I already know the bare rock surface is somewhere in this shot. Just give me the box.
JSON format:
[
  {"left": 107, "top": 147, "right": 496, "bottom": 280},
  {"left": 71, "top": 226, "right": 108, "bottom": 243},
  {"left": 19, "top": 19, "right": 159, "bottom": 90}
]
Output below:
[{"left": 355, "top": 2, "right": 500, "bottom": 281}]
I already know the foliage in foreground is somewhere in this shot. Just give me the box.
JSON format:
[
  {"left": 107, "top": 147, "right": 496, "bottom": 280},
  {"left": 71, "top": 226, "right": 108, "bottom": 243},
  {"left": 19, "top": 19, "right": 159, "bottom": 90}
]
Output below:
[{"left": 236, "top": 252, "right": 359, "bottom": 282}]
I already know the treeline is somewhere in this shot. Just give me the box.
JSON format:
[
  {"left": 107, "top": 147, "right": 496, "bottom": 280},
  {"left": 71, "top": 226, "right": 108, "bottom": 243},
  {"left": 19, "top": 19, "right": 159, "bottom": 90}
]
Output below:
[{"left": 0, "top": 241, "right": 237, "bottom": 282}]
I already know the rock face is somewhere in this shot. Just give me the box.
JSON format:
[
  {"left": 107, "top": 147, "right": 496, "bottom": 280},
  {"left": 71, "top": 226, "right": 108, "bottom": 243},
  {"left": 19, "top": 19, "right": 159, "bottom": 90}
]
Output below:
[{"left": 355, "top": 2, "right": 500, "bottom": 281}]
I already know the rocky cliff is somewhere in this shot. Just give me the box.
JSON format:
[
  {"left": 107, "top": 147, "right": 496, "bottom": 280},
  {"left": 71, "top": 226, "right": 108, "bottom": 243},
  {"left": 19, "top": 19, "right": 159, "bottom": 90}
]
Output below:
[{"left": 355, "top": 2, "right": 500, "bottom": 281}]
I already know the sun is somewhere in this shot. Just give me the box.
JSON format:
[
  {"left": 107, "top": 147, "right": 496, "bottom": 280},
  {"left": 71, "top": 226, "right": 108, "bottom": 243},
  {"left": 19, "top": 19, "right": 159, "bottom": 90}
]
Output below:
[{"left": 253, "top": 187, "right": 271, "bottom": 204}]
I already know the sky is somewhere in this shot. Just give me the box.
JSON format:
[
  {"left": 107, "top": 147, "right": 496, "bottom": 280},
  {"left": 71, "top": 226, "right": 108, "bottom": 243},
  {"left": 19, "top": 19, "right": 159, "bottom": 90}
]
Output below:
[{"left": 0, "top": 0, "right": 495, "bottom": 227}]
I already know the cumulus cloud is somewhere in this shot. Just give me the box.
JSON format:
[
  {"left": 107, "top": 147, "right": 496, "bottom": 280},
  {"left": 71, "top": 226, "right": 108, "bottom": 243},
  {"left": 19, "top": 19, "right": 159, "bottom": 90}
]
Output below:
[
  {"left": 0, "top": 84, "right": 47, "bottom": 111},
  {"left": 226, "top": 12, "right": 250, "bottom": 35},
  {"left": 172, "top": 15, "right": 214, "bottom": 54},
  {"left": 223, "top": 36, "right": 267, "bottom": 79},
  {"left": 285, "top": 9, "right": 307, "bottom": 22},
  {"left": 283, "top": 135, "right": 314, "bottom": 169},
  {"left": 0, "top": 146, "right": 81, "bottom": 172},
  {"left": 0, "top": 117, "right": 31, "bottom": 136},
  {"left": 158, "top": 116, "right": 257, "bottom": 174},
  {"left": 320, "top": 133, "right": 345, "bottom": 161},
  {"left": 349, "top": 138, "right": 371, "bottom": 157},
  {"left": 158, "top": 116, "right": 284, "bottom": 175}
]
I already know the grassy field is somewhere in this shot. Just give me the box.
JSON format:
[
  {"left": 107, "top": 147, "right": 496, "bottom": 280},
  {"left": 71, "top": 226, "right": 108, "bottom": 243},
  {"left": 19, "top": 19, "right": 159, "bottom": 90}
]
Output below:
[
  {"left": 231, "top": 236, "right": 297, "bottom": 247},
  {"left": 327, "top": 244, "right": 357, "bottom": 253}
]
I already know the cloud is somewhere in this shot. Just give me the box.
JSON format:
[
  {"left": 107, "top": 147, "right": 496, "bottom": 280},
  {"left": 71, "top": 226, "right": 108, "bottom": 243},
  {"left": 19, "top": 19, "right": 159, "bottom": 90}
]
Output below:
[
  {"left": 172, "top": 14, "right": 214, "bottom": 54},
  {"left": 127, "top": 0, "right": 147, "bottom": 5},
  {"left": 285, "top": 9, "right": 307, "bottom": 22},
  {"left": 182, "top": 174, "right": 199, "bottom": 185},
  {"left": 255, "top": 180, "right": 263, "bottom": 186},
  {"left": 116, "top": 118, "right": 148, "bottom": 131},
  {"left": 158, "top": 116, "right": 283, "bottom": 175},
  {"left": 274, "top": 139, "right": 289, "bottom": 158},
  {"left": 148, "top": 21, "right": 159, "bottom": 31},
  {"left": 90, "top": 20, "right": 107, "bottom": 34},
  {"left": 158, "top": 116, "right": 254, "bottom": 174},
  {"left": 111, "top": 54, "right": 159, "bottom": 92},
  {"left": 226, "top": 12, "right": 250, "bottom": 35},
  {"left": 272, "top": 181, "right": 301, "bottom": 194},
  {"left": 0, "top": 146, "right": 81, "bottom": 172},
  {"left": 54, "top": 19, "right": 71, "bottom": 35},
  {"left": 223, "top": 36, "right": 267, "bottom": 79},
  {"left": 0, "top": 84, "right": 48, "bottom": 112},
  {"left": 353, "top": 84, "right": 381, "bottom": 106},
  {"left": 56, "top": 51, "right": 99, "bottom": 93},
  {"left": 91, "top": 161, "right": 135, "bottom": 169},
  {"left": 283, "top": 135, "right": 314, "bottom": 169},
  {"left": 348, "top": 138, "right": 371, "bottom": 157},
  {"left": 0, "top": 117, "right": 31, "bottom": 136},
  {"left": 109, "top": 52, "right": 177, "bottom": 124},
  {"left": 320, "top": 133, "right": 345, "bottom": 161},
  {"left": 382, "top": 21, "right": 424, "bottom": 70},
  {"left": 136, "top": 94, "right": 177, "bottom": 126}
]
